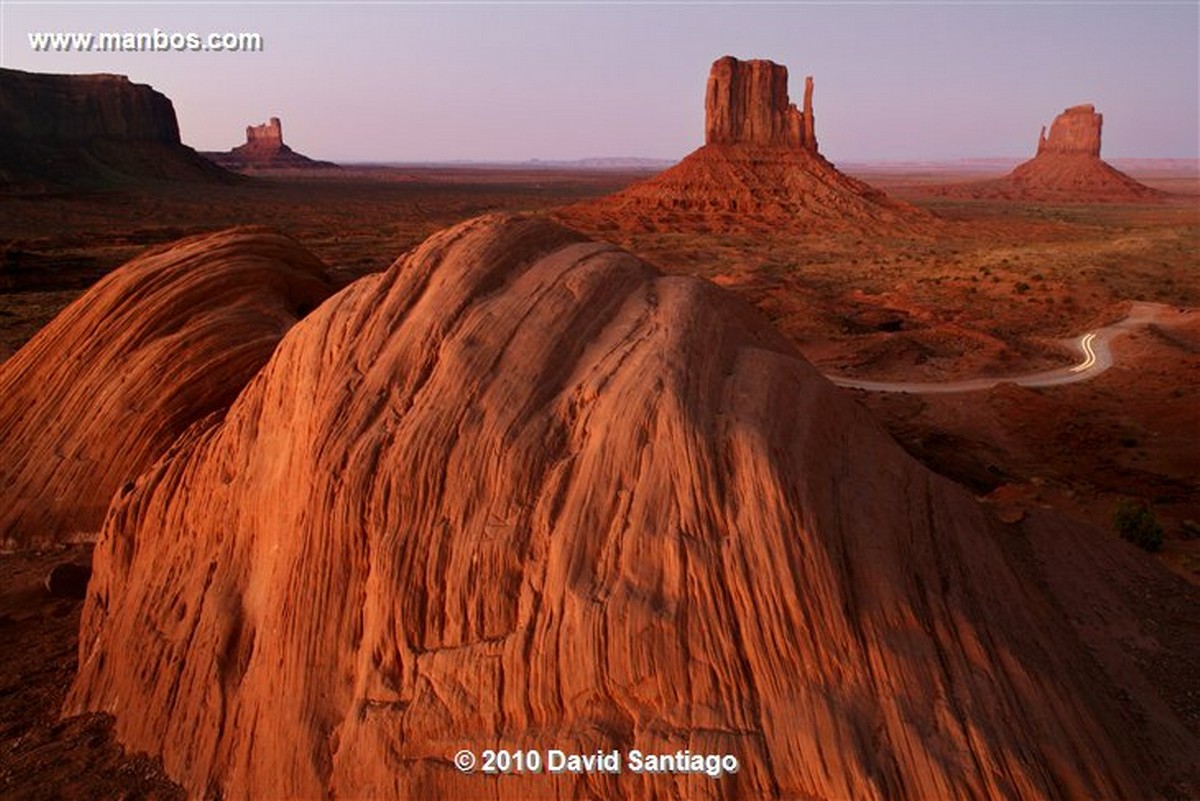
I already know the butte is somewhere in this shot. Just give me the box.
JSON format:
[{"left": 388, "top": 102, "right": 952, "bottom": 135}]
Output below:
[
  {"left": 559, "top": 56, "right": 925, "bottom": 233},
  {"left": 934, "top": 103, "right": 1163, "bottom": 202},
  {"left": 203, "top": 117, "right": 339, "bottom": 171}
]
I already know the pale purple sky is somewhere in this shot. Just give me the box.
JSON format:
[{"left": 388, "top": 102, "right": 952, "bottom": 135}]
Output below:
[{"left": 4, "top": 2, "right": 1197, "bottom": 162}]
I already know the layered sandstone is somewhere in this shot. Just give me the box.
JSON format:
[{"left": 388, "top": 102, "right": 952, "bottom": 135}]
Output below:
[
  {"left": 1037, "top": 104, "right": 1102, "bottom": 157},
  {"left": 933, "top": 103, "right": 1160, "bottom": 202},
  {"left": 705, "top": 56, "right": 816, "bottom": 151},
  {"left": 560, "top": 56, "right": 922, "bottom": 233},
  {"left": 0, "top": 229, "right": 333, "bottom": 550},
  {"left": 204, "top": 117, "right": 338, "bottom": 170},
  {"left": 0, "top": 67, "right": 231, "bottom": 187},
  {"left": 66, "top": 214, "right": 1197, "bottom": 799}
]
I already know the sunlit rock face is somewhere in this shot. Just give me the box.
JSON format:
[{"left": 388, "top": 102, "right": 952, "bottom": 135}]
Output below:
[
  {"left": 937, "top": 102, "right": 1161, "bottom": 202},
  {"left": 64, "top": 214, "right": 1197, "bottom": 800},
  {"left": 0, "top": 228, "right": 333, "bottom": 549},
  {"left": 559, "top": 56, "right": 924, "bottom": 233}
]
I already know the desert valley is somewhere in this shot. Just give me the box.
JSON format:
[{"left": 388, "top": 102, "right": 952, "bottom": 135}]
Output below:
[{"left": 0, "top": 19, "right": 1198, "bottom": 801}]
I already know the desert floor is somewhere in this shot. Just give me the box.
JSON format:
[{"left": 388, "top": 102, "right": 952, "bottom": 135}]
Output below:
[{"left": 1, "top": 162, "right": 1197, "bottom": 795}]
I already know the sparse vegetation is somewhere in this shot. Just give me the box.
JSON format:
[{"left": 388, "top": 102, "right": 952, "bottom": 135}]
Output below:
[
  {"left": 1182, "top": 520, "right": 1200, "bottom": 540},
  {"left": 1113, "top": 499, "right": 1164, "bottom": 552}
]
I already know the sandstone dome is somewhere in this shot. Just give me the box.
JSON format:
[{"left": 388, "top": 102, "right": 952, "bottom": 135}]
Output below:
[
  {"left": 62, "top": 214, "right": 1197, "bottom": 799},
  {"left": 0, "top": 228, "right": 333, "bottom": 549}
]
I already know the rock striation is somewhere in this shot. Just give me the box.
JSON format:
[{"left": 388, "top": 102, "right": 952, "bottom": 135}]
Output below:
[
  {"left": 1037, "top": 104, "right": 1102, "bottom": 157},
  {"left": 66, "top": 214, "right": 1198, "bottom": 799},
  {"left": 203, "top": 117, "right": 338, "bottom": 170},
  {"left": 0, "top": 67, "right": 231, "bottom": 188},
  {"left": 705, "top": 56, "right": 816, "bottom": 151},
  {"left": 933, "top": 103, "right": 1161, "bottom": 202},
  {"left": 559, "top": 56, "right": 922, "bottom": 233},
  {"left": 0, "top": 228, "right": 333, "bottom": 550}
]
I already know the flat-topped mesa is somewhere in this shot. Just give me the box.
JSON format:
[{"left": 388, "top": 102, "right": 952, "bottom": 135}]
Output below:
[
  {"left": 704, "top": 56, "right": 817, "bottom": 151},
  {"left": 0, "top": 67, "right": 231, "bottom": 186},
  {"left": 1037, "top": 103, "right": 1102, "bottom": 157}
]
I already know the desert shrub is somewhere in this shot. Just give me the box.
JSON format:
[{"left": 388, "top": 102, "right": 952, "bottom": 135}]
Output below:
[
  {"left": 1113, "top": 500, "right": 1164, "bottom": 552},
  {"left": 1181, "top": 520, "right": 1200, "bottom": 541},
  {"left": 1014, "top": 281, "right": 1031, "bottom": 294}
]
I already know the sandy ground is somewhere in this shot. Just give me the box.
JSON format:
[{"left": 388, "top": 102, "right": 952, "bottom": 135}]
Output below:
[{"left": 0, "top": 545, "right": 183, "bottom": 799}]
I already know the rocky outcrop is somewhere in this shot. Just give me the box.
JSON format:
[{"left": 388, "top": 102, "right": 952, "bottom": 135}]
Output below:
[
  {"left": 0, "top": 229, "right": 333, "bottom": 550},
  {"left": 932, "top": 102, "right": 1160, "bottom": 202},
  {"left": 1037, "top": 104, "right": 1102, "bottom": 157},
  {"left": 705, "top": 56, "right": 816, "bottom": 151},
  {"left": 0, "top": 67, "right": 231, "bottom": 188},
  {"left": 243, "top": 117, "right": 284, "bottom": 150},
  {"left": 560, "top": 56, "right": 921, "bottom": 233},
  {"left": 203, "top": 117, "right": 338, "bottom": 170},
  {"left": 66, "top": 214, "right": 1197, "bottom": 799}
]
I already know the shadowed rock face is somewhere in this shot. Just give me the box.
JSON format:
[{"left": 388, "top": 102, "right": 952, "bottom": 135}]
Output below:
[
  {"left": 66, "top": 214, "right": 1197, "bottom": 799},
  {"left": 0, "top": 228, "right": 333, "bottom": 550},
  {"left": 0, "top": 69, "right": 179, "bottom": 143},
  {"left": 0, "top": 67, "right": 231, "bottom": 187},
  {"left": 561, "top": 56, "right": 921, "bottom": 233}
]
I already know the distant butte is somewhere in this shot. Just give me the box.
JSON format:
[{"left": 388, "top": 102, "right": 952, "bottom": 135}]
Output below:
[
  {"left": 934, "top": 103, "right": 1162, "bottom": 202},
  {"left": 557, "top": 55, "right": 925, "bottom": 233},
  {"left": 203, "top": 117, "right": 339, "bottom": 171}
]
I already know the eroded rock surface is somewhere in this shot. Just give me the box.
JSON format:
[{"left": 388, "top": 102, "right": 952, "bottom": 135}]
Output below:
[
  {"left": 705, "top": 56, "right": 816, "bottom": 151},
  {"left": 1037, "top": 104, "right": 1102, "bottom": 157},
  {"left": 0, "top": 228, "right": 333, "bottom": 549},
  {"left": 66, "top": 214, "right": 1197, "bottom": 800}
]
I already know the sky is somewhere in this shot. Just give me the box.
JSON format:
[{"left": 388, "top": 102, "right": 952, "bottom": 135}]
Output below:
[{"left": 2, "top": 1, "right": 1197, "bottom": 162}]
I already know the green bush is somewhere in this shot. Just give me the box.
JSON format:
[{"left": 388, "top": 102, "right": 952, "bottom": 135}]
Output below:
[{"left": 1113, "top": 500, "right": 1164, "bottom": 552}]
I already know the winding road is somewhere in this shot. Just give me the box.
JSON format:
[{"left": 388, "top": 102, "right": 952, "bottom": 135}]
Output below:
[{"left": 825, "top": 302, "right": 1176, "bottom": 394}]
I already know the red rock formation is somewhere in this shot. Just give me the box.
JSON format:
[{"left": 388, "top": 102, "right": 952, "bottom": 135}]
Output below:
[
  {"left": 933, "top": 103, "right": 1160, "bottom": 202},
  {"left": 0, "top": 229, "right": 332, "bottom": 550},
  {"left": 244, "top": 117, "right": 284, "bottom": 150},
  {"left": 561, "top": 57, "right": 922, "bottom": 233},
  {"left": 1037, "top": 104, "right": 1102, "bottom": 157},
  {"left": 66, "top": 214, "right": 1198, "bottom": 799},
  {"left": 204, "top": 117, "right": 338, "bottom": 170},
  {"left": 705, "top": 56, "right": 815, "bottom": 151},
  {"left": 0, "top": 67, "right": 231, "bottom": 187}
]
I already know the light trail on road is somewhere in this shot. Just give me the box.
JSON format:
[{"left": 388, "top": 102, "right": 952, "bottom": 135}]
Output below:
[{"left": 825, "top": 302, "right": 1182, "bottom": 395}]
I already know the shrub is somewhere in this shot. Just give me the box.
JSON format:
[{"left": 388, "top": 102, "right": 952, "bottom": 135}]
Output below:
[{"left": 1113, "top": 500, "right": 1164, "bottom": 552}]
